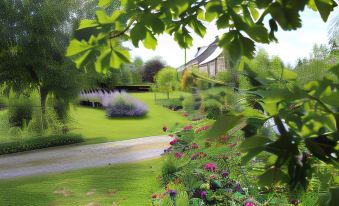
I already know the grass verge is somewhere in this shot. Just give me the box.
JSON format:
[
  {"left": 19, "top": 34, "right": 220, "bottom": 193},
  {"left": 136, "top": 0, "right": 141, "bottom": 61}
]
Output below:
[{"left": 0, "top": 158, "right": 162, "bottom": 206}]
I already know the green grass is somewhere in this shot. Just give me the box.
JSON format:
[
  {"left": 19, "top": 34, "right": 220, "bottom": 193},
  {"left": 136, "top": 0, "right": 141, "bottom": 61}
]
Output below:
[
  {"left": 72, "top": 92, "right": 188, "bottom": 144},
  {"left": 0, "top": 158, "right": 163, "bottom": 206}
]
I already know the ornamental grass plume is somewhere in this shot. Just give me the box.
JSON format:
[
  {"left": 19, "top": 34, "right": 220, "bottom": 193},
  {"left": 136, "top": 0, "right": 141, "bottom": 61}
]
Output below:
[{"left": 204, "top": 163, "right": 217, "bottom": 172}]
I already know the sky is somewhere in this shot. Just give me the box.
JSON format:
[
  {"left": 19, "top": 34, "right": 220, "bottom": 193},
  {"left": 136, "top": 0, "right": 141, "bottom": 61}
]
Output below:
[{"left": 125, "top": 8, "right": 339, "bottom": 68}]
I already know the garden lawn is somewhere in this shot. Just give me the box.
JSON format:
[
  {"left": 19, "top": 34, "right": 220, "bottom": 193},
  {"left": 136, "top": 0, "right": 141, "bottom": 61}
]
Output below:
[
  {"left": 71, "top": 92, "right": 189, "bottom": 144},
  {"left": 0, "top": 158, "right": 162, "bottom": 206}
]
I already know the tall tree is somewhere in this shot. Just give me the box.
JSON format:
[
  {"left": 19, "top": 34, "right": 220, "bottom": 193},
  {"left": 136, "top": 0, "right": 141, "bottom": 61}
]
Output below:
[{"left": 0, "top": 0, "right": 96, "bottom": 112}]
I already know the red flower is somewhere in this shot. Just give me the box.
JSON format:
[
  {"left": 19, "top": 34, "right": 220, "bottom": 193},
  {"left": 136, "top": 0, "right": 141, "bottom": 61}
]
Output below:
[
  {"left": 151, "top": 193, "right": 158, "bottom": 199},
  {"left": 169, "top": 134, "right": 174, "bottom": 137},
  {"left": 163, "top": 126, "right": 168, "bottom": 132},
  {"left": 204, "top": 163, "right": 217, "bottom": 172},
  {"left": 175, "top": 152, "right": 183, "bottom": 159},
  {"left": 170, "top": 138, "right": 177, "bottom": 145},
  {"left": 183, "top": 124, "right": 193, "bottom": 131}
]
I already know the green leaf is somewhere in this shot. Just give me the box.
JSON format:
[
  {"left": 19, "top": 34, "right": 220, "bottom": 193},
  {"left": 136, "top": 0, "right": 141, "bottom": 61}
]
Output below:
[
  {"left": 94, "top": 48, "right": 111, "bottom": 73},
  {"left": 130, "top": 23, "right": 147, "bottom": 47},
  {"left": 305, "top": 135, "right": 338, "bottom": 163},
  {"left": 321, "top": 91, "right": 339, "bottom": 107},
  {"left": 143, "top": 32, "right": 157, "bottom": 50},
  {"left": 113, "top": 48, "right": 130, "bottom": 63},
  {"left": 98, "top": 0, "right": 112, "bottom": 8},
  {"left": 205, "top": 114, "right": 246, "bottom": 139},
  {"left": 258, "top": 167, "right": 288, "bottom": 186},
  {"left": 77, "top": 19, "right": 99, "bottom": 30},
  {"left": 240, "top": 135, "right": 272, "bottom": 152},
  {"left": 216, "top": 14, "right": 229, "bottom": 29},
  {"left": 314, "top": 0, "right": 338, "bottom": 21},
  {"left": 189, "top": 19, "right": 206, "bottom": 37},
  {"left": 66, "top": 39, "right": 95, "bottom": 57}
]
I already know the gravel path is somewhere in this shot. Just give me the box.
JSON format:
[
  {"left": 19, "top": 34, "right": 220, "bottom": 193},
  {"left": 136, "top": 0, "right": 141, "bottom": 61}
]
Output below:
[{"left": 0, "top": 136, "right": 170, "bottom": 180}]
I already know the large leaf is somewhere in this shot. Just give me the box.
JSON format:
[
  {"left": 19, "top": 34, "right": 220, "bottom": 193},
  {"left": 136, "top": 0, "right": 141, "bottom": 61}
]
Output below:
[
  {"left": 240, "top": 135, "right": 272, "bottom": 152},
  {"left": 305, "top": 134, "right": 338, "bottom": 163},
  {"left": 258, "top": 167, "right": 288, "bottom": 186},
  {"left": 66, "top": 39, "right": 95, "bottom": 57},
  {"left": 314, "top": 0, "right": 338, "bottom": 21},
  {"left": 130, "top": 23, "right": 147, "bottom": 47},
  {"left": 321, "top": 91, "right": 339, "bottom": 107},
  {"left": 205, "top": 114, "right": 246, "bottom": 139}
]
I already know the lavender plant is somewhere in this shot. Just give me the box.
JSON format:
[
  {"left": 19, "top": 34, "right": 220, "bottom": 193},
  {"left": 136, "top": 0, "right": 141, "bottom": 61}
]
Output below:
[{"left": 105, "top": 91, "right": 148, "bottom": 117}]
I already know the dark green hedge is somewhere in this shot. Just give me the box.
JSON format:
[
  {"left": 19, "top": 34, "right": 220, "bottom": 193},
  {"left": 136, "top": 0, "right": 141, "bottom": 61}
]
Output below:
[{"left": 0, "top": 134, "right": 84, "bottom": 155}]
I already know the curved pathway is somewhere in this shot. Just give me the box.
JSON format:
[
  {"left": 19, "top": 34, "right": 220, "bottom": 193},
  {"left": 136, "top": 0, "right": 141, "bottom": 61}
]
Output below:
[{"left": 0, "top": 136, "right": 170, "bottom": 180}]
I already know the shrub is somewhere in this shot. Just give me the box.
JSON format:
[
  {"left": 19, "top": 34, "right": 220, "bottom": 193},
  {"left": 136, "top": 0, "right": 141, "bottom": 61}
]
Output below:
[
  {"left": 160, "top": 98, "right": 182, "bottom": 110},
  {"left": 181, "top": 69, "right": 194, "bottom": 90},
  {"left": 106, "top": 91, "right": 148, "bottom": 117},
  {"left": 141, "top": 58, "right": 166, "bottom": 82},
  {"left": 196, "top": 72, "right": 209, "bottom": 90},
  {"left": 8, "top": 98, "right": 33, "bottom": 128},
  {"left": 216, "top": 71, "right": 232, "bottom": 83},
  {"left": 0, "top": 134, "right": 83, "bottom": 155},
  {"left": 202, "top": 99, "right": 222, "bottom": 119},
  {"left": 182, "top": 96, "right": 195, "bottom": 113},
  {"left": 155, "top": 67, "right": 179, "bottom": 98}
]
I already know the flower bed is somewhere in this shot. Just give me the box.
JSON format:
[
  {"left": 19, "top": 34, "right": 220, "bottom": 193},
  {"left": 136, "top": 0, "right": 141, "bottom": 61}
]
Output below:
[{"left": 151, "top": 119, "right": 327, "bottom": 205}]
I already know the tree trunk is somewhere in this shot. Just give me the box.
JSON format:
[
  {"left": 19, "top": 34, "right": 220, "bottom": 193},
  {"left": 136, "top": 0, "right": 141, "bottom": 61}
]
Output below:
[{"left": 40, "top": 87, "right": 48, "bottom": 114}]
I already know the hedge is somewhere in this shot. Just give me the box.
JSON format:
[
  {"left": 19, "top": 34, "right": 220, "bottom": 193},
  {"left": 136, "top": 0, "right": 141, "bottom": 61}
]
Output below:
[{"left": 0, "top": 134, "right": 84, "bottom": 155}]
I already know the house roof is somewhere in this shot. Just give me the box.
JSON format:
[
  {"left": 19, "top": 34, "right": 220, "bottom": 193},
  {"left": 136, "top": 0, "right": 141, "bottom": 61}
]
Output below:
[
  {"left": 177, "top": 37, "right": 220, "bottom": 71},
  {"left": 199, "top": 47, "right": 223, "bottom": 65}
]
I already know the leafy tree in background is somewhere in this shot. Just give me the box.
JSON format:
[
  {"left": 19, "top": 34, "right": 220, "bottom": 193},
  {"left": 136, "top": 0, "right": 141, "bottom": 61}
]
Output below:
[
  {"left": 0, "top": 0, "right": 97, "bottom": 113},
  {"left": 141, "top": 58, "right": 166, "bottom": 83},
  {"left": 155, "top": 67, "right": 178, "bottom": 98}
]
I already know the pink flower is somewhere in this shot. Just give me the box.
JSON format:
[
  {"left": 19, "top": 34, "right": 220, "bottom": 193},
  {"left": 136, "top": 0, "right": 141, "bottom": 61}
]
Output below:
[
  {"left": 170, "top": 138, "right": 177, "bottom": 145},
  {"left": 204, "top": 163, "right": 217, "bottom": 172},
  {"left": 191, "top": 143, "right": 199, "bottom": 149},
  {"left": 175, "top": 152, "right": 183, "bottom": 159},
  {"left": 183, "top": 124, "right": 193, "bottom": 131},
  {"left": 244, "top": 202, "right": 256, "bottom": 206}
]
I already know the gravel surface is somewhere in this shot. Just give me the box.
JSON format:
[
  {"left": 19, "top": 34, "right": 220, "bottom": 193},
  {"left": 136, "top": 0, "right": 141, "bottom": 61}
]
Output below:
[{"left": 0, "top": 136, "right": 170, "bottom": 179}]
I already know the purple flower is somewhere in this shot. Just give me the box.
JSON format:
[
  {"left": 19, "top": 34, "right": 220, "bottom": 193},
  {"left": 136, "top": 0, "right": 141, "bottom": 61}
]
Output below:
[
  {"left": 200, "top": 191, "right": 207, "bottom": 199},
  {"left": 235, "top": 183, "right": 241, "bottom": 191},
  {"left": 169, "top": 190, "right": 176, "bottom": 198},
  {"left": 222, "top": 171, "right": 229, "bottom": 178}
]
